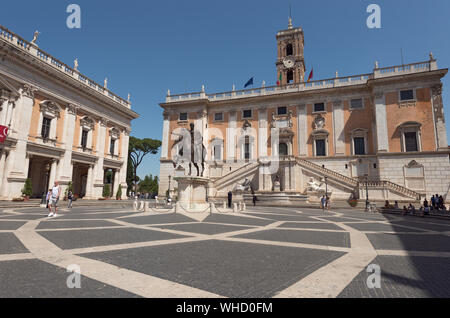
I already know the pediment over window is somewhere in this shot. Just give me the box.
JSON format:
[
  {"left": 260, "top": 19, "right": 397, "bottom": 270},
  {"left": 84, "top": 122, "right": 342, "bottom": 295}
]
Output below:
[
  {"left": 399, "top": 121, "right": 422, "bottom": 129},
  {"left": 311, "top": 128, "right": 329, "bottom": 137},
  {"left": 109, "top": 127, "right": 120, "bottom": 139},
  {"left": 405, "top": 160, "right": 423, "bottom": 169},
  {"left": 80, "top": 116, "right": 95, "bottom": 130},
  {"left": 39, "top": 100, "right": 62, "bottom": 118}
]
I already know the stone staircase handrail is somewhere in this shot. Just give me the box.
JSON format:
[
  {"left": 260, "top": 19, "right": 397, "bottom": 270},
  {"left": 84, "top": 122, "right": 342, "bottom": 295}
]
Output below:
[
  {"left": 295, "top": 158, "right": 359, "bottom": 187},
  {"left": 213, "top": 162, "right": 259, "bottom": 188}
]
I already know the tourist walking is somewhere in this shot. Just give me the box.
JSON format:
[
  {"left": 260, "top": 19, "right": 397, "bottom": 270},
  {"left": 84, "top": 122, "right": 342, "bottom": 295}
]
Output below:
[
  {"left": 321, "top": 196, "right": 326, "bottom": 210},
  {"left": 67, "top": 190, "right": 73, "bottom": 209},
  {"left": 48, "top": 181, "right": 61, "bottom": 218},
  {"left": 45, "top": 188, "right": 52, "bottom": 213},
  {"left": 228, "top": 191, "right": 233, "bottom": 209},
  {"left": 326, "top": 196, "right": 331, "bottom": 211},
  {"left": 253, "top": 195, "right": 258, "bottom": 207},
  {"left": 431, "top": 195, "right": 436, "bottom": 211}
]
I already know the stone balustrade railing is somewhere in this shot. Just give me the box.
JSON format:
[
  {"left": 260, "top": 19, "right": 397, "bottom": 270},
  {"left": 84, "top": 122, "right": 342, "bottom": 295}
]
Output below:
[
  {"left": 0, "top": 25, "right": 131, "bottom": 109},
  {"left": 363, "top": 180, "right": 421, "bottom": 200},
  {"left": 295, "top": 158, "right": 359, "bottom": 188},
  {"left": 213, "top": 162, "right": 259, "bottom": 188},
  {"left": 166, "top": 60, "right": 436, "bottom": 103}
]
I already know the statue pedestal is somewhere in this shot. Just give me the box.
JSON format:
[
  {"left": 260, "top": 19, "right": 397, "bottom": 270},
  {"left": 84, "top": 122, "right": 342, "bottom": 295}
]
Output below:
[
  {"left": 273, "top": 181, "right": 281, "bottom": 192},
  {"left": 174, "top": 176, "right": 209, "bottom": 212}
]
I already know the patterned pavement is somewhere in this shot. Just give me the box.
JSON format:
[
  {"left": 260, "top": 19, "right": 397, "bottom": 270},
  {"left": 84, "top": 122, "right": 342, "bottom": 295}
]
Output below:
[{"left": 1, "top": 204, "right": 450, "bottom": 298}]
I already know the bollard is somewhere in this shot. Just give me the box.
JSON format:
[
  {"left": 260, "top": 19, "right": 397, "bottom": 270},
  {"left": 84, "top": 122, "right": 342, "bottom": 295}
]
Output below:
[
  {"left": 242, "top": 203, "right": 246, "bottom": 212},
  {"left": 233, "top": 203, "right": 238, "bottom": 213},
  {"left": 210, "top": 202, "right": 215, "bottom": 214},
  {"left": 223, "top": 201, "right": 227, "bottom": 210},
  {"left": 144, "top": 201, "right": 149, "bottom": 212},
  {"left": 139, "top": 200, "right": 145, "bottom": 211},
  {"left": 133, "top": 199, "right": 138, "bottom": 211}
]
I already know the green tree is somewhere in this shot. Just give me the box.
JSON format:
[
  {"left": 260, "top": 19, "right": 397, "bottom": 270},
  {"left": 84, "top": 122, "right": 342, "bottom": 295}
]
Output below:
[
  {"left": 116, "top": 185, "right": 122, "bottom": 200},
  {"left": 138, "top": 175, "right": 159, "bottom": 194},
  {"left": 22, "top": 178, "right": 33, "bottom": 197},
  {"left": 102, "top": 184, "right": 111, "bottom": 198},
  {"left": 128, "top": 137, "right": 161, "bottom": 193}
]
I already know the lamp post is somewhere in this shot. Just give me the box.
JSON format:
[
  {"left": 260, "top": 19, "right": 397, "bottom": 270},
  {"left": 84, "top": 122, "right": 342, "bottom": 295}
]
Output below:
[
  {"left": 168, "top": 175, "right": 172, "bottom": 200},
  {"left": 365, "top": 174, "right": 369, "bottom": 212},
  {"left": 323, "top": 176, "right": 328, "bottom": 212}
]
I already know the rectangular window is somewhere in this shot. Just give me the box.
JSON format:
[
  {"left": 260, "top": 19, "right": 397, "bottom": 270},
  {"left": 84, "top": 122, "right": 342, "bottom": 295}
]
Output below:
[
  {"left": 214, "top": 113, "right": 223, "bottom": 121},
  {"left": 350, "top": 99, "right": 363, "bottom": 110},
  {"left": 278, "top": 107, "right": 287, "bottom": 115},
  {"left": 81, "top": 130, "right": 89, "bottom": 148},
  {"left": 354, "top": 137, "right": 366, "bottom": 155},
  {"left": 243, "top": 110, "right": 252, "bottom": 119},
  {"left": 400, "top": 90, "right": 414, "bottom": 101},
  {"left": 41, "top": 117, "right": 51, "bottom": 139},
  {"left": 110, "top": 138, "right": 116, "bottom": 155},
  {"left": 179, "top": 113, "right": 188, "bottom": 121},
  {"left": 315, "top": 139, "right": 326, "bottom": 157},
  {"left": 213, "top": 144, "right": 222, "bottom": 161},
  {"left": 404, "top": 132, "right": 418, "bottom": 152},
  {"left": 314, "top": 103, "right": 325, "bottom": 113},
  {"left": 244, "top": 142, "right": 251, "bottom": 160}
]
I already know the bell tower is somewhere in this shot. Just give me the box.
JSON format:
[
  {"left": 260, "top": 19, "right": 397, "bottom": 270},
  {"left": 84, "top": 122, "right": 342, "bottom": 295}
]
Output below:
[{"left": 276, "top": 17, "right": 305, "bottom": 85}]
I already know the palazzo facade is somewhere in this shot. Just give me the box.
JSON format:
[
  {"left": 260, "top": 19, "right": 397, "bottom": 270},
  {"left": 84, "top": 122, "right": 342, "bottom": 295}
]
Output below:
[
  {"left": 0, "top": 25, "right": 139, "bottom": 200},
  {"left": 159, "top": 21, "right": 450, "bottom": 203}
]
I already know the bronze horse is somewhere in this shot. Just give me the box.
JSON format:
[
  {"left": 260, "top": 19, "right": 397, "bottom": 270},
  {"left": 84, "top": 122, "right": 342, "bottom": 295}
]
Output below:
[{"left": 172, "top": 123, "right": 207, "bottom": 177}]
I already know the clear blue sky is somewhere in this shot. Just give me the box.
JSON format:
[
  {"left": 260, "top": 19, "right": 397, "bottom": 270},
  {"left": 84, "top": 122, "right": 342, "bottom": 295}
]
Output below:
[{"left": 1, "top": 0, "right": 449, "bottom": 179}]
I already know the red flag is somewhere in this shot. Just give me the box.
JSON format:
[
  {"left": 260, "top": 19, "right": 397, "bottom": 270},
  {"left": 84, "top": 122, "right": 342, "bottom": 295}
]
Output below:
[
  {"left": 0, "top": 125, "right": 8, "bottom": 143},
  {"left": 307, "top": 68, "right": 314, "bottom": 83}
]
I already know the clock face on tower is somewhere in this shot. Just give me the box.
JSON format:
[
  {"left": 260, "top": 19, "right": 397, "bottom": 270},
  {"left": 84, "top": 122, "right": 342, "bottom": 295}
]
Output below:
[{"left": 283, "top": 57, "right": 295, "bottom": 69}]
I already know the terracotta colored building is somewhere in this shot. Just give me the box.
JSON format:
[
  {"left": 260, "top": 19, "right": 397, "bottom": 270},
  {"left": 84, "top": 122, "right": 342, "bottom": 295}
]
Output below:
[
  {"left": 159, "top": 20, "right": 449, "bottom": 203},
  {"left": 0, "top": 25, "right": 139, "bottom": 200}
]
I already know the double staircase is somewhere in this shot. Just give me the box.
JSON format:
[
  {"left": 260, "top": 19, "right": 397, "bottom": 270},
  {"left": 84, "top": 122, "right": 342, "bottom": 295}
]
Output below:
[
  {"left": 213, "top": 162, "right": 260, "bottom": 193},
  {"left": 211, "top": 157, "right": 422, "bottom": 201}
]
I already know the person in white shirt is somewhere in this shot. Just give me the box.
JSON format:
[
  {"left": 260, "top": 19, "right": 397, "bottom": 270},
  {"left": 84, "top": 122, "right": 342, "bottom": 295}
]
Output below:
[{"left": 48, "top": 181, "right": 61, "bottom": 217}]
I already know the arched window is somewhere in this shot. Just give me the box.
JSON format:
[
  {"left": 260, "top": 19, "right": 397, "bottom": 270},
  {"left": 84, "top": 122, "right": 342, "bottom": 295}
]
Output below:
[
  {"left": 279, "top": 143, "right": 288, "bottom": 156},
  {"left": 286, "top": 43, "right": 293, "bottom": 56}
]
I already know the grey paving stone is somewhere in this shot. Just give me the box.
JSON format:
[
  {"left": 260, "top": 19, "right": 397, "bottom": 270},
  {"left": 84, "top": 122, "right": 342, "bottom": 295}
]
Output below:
[
  {"left": 0, "top": 214, "right": 46, "bottom": 220},
  {"left": 0, "top": 221, "right": 26, "bottom": 230},
  {"left": 38, "top": 227, "right": 190, "bottom": 250},
  {"left": 339, "top": 256, "right": 450, "bottom": 298},
  {"left": 390, "top": 220, "right": 450, "bottom": 232},
  {"left": 121, "top": 213, "right": 195, "bottom": 225},
  {"left": 278, "top": 222, "right": 344, "bottom": 231},
  {"left": 0, "top": 233, "right": 28, "bottom": 254},
  {"left": 36, "top": 220, "right": 120, "bottom": 230},
  {"left": 233, "top": 229, "right": 351, "bottom": 248},
  {"left": 155, "top": 223, "right": 251, "bottom": 235},
  {"left": 57, "top": 212, "right": 134, "bottom": 219},
  {"left": 367, "top": 233, "right": 450, "bottom": 252},
  {"left": 316, "top": 216, "right": 366, "bottom": 223},
  {"left": 204, "top": 214, "right": 275, "bottom": 226},
  {"left": 245, "top": 212, "right": 316, "bottom": 222},
  {"left": 81, "top": 240, "right": 345, "bottom": 298},
  {"left": 345, "top": 223, "right": 424, "bottom": 233},
  {"left": 0, "top": 259, "right": 139, "bottom": 298}
]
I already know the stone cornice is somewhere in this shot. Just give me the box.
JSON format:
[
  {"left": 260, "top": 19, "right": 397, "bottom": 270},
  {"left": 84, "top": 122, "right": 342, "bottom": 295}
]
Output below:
[{"left": 0, "top": 27, "right": 139, "bottom": 122}]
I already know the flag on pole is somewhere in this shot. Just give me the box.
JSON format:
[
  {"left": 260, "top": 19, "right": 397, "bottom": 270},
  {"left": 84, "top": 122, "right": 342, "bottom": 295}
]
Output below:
[
  {"left": 244, "top": 77, "right": 254, "bottom": 88},
  {"left": 277, "top": 73, "right": 282, "bottom": 86},
  {"left": 0, "top": 125, "right": 8, "bottom": 144},
  {"left": 307, "top": 68, "right": 314, "bottom": 83}
]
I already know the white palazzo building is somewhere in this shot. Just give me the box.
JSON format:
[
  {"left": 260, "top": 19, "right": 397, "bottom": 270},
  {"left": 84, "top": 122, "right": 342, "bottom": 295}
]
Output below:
[{"left": 0, "top": 25, "right": 139, "bottom": 200}]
